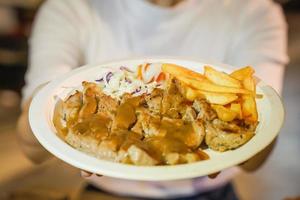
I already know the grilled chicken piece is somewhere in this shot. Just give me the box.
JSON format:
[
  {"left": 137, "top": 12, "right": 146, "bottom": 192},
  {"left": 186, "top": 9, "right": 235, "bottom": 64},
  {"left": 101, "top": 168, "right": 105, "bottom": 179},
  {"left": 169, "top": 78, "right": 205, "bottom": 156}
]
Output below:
[
  {"left": 96, "top": 136, "right": 124, "bottom": 161},
  {"left": 78, "top": 82, "right": 99, "bottom": 120},
  {"left": 161, "top": 117, "right": 184, "bottom": 126},
  {"left": 66, "top": 129, "right": 121, "bottom": 162},
  {"left": 172, "top": 120, "right": 204, "bottom": 149},
  {"left": 248, "top": 122, "right": 258, "bottom": 132},
  {"left": 111, "top": 101, "right": 136, "bottom": 131},
  {"left": 97, "top": 92, "right": 118, "bottom": 119},
  {"left": 193, "top": 99, "right": 217, "bottom": 121},
  {"left": 65, "top": 112, "right": 112, "bottom": 157},
  {"left": 121, "top": 93, "right": 145, "bottom": 107},
  {"left": 63, "top": 91, "right": 83, "bottom": 125},
  {"left": 205, "top": 123, "right": 254, "bottom": 152},
  {"left": 145, "top": 137, "right": 189, "bottom": 155},
  {"left": 116, "top": 149, "right": 131, "bottom": 163},
  {"left": 160, "top": 117, "right": 204, "bottom": 149},
  {"left": 180, "top": 153, "right": 200, "bottom": 163},
  {"left": 182, "top": 106, "right": 197, "bottom": 122},
  {"left": 212, "top": 119, "right": 241, "bottom": 133},
  {"left": 127, "top": 145, "right": 158, "bottom": 166},
  {"left": 130, "top": 115, "right": 144, "bottom": 135},
  {"left": 174, "top": 78, "right": 187, "bottom": 97},
  {"left": 79, "top": 81, "right": 119, "bottom": 120},
  {"left": 165, "top": 153, "right": 180, "bottom": 165},
  {"left": 97, "top": 130, "right": 142, "bottom": 164},
  {"left": 145, "top": 136, "right": 202, "bottom": 165},
  {"left": 161, "top": 77, "right": 185, "bottom": 118},
  {"left": 53, "top": 98, "right": 68, "bottom": 137},
  {"left": 165, "top": 152, "right": 201, "bottom": 164},
  {"left": 65, "top": 130, "right": 100, "bottom": 156},
  {"left": 139, "top": 111, "right": 167, "bottom": 138},
  {"left": 145, "top": 88, "right": 163, "bottom": 114},
  {"left": 190, "top": 119, "right": 205, "bottom": 148}
]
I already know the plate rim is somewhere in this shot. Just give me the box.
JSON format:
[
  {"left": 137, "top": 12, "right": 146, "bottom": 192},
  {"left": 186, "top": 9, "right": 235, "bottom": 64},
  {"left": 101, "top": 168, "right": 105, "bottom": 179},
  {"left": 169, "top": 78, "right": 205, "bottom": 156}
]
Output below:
[{"left": 29, "top": 57, "right": 284, "bottom": 181}]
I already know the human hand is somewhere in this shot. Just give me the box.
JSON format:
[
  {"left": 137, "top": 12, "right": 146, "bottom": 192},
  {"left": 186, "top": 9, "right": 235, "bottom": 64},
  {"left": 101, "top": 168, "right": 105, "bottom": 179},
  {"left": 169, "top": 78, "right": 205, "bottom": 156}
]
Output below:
[
  {"left": 81, "top": 170, "right": 221, "bottom": 179},
  {"left": 81, "top": 170, "right": 103, "bottom": 178},
  {"left": 239, "top": 137, "right": 277, "bottom": 172},
  {"left": 207, "top": 137, "right": 277, "bottom": 179},
  {"left": 208, "top": 172, "right": 221, "bottom": 179},
  {"left": 81, "top": 170, "right": 220, "bottom": 181},
  {"left": 17, "top": 83, "right": 52, "bottom": 164}
]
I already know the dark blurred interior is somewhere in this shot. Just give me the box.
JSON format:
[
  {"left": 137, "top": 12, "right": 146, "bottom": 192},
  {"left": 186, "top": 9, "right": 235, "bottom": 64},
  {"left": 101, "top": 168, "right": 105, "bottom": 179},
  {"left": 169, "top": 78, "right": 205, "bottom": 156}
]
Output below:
[
  {"left": 0, "top": 0, "right": 299, "bottom": 200},
  {"left": 0, "top": 0, "right": 299, "bottom": 96},
  {"left": 0, "top": 0, "right": 41, "bottom": 94}
]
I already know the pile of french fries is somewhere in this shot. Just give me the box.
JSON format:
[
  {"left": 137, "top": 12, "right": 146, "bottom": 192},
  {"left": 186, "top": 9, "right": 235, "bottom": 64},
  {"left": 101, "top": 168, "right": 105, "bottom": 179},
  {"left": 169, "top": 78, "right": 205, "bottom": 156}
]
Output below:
[{"left": 162, "top": 63, "right": 260, "bottom": 124}]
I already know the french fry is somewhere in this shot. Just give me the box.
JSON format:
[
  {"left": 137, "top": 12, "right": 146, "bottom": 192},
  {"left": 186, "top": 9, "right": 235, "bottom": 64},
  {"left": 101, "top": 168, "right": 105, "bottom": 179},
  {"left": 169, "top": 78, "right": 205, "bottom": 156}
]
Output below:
[
  {"left": 243, "top": 76, "right": 256, "bottom": 92},
  {"left": 178, "top": 76, "right": 253, "bottom": 95},
  {"left": 230, "top": 103, "right": 243, "bottom": 119},
  {"left": 211, "top": 105, "right": 237, "bottom": 122},
  {"left": 198, "top": 91, "right": 238, "bottom": 105},
  {"left": 137, "top": 64, "right": 143, "bottom": 80},
  {"left": 230, "top": 66, "right": 255, "bottom": 81},
  {"left": 185, "top": 87, "right": 202, "bottom": 101},
  {"left": 204, "top": 66, "right": 242, "bottom": 88},
  {"left": 163, "top": 63, "right": 260, "bottom": 123},
  {"left": 241, "top": 95, "right": 258, "bottom": 123},
  {"left": 241, "top": 75, "right": 258, "bottom": 122},
  {"left": 185, "top": 87, "right": 238, "bottom": 105},
  {"left": 162, "top": 63, "right": 206, "bottom": 81}
]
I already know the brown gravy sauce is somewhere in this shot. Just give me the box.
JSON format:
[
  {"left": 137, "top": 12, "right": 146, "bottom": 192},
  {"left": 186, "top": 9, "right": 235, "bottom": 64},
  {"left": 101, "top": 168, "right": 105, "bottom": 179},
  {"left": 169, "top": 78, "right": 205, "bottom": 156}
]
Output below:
[{"left": 53, "top": 91, "right": 210, "bottom": 165}]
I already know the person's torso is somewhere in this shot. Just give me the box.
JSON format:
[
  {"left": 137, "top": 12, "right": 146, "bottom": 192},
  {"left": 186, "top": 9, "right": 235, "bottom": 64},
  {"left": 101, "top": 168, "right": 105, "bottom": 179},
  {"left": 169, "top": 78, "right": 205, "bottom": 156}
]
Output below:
[
  {"left": 70, "top": 0, "right": 241, "bottom": 198},
  {"left": 78, "top": 0, "right": 238, "bottom": 66}
]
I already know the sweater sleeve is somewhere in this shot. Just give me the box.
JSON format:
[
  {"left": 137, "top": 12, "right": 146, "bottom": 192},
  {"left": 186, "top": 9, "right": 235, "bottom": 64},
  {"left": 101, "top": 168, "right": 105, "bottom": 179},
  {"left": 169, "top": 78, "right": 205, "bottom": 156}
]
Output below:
[
  {"left": 226, "top": 0, "right": 289, "bottom": 94},
  {"left": 22, "top": 0, "right": 85, "bottom": 105}
]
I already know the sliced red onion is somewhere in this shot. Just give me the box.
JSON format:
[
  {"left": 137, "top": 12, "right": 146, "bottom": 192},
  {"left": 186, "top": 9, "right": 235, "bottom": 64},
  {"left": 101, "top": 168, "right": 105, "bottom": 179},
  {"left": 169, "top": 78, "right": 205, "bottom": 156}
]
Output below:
[
  {"left": 120, "top": 66, "right": 133, "bottom": 72},
  {"left": 125, "top": 77, "right": 132, "bottom": 83},
  {"left": 95, "top": 77, "right": 104, "bottom": 82},
  {"left": 136, "top": 86, "right": 142, "bottom": 93},
  {"left": 106, "top": 72, "right": 113, "bottom": 83},
  {"left": 131, "top": 86, "right": 142, "bottom": 94}
]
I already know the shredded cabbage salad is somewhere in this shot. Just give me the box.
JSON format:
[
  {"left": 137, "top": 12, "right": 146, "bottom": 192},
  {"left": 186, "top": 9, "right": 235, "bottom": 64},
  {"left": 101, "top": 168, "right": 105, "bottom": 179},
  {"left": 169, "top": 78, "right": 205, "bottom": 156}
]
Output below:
[{"left": 95, "top": 64, "right": 165, "bottom": 100}]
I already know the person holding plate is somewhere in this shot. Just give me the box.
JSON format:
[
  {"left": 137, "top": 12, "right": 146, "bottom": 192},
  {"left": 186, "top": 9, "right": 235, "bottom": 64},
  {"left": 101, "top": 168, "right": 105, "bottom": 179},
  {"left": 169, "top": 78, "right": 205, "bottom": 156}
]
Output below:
[{"left": 18, "top": 0, "right": 288, "bottom": 199}]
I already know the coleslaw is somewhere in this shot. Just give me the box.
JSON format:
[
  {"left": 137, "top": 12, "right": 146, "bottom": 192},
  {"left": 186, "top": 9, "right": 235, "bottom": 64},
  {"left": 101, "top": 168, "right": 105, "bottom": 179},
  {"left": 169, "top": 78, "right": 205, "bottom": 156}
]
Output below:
[{"left": 96, "top": 64, "right": 166, "bottom": 100}]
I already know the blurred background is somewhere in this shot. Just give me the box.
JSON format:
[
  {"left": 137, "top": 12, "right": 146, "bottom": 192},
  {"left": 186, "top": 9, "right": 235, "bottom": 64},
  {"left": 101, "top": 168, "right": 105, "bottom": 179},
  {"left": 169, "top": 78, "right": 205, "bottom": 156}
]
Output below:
[{"left": 0, "top": 0, "right": 299, "bottom": 199}]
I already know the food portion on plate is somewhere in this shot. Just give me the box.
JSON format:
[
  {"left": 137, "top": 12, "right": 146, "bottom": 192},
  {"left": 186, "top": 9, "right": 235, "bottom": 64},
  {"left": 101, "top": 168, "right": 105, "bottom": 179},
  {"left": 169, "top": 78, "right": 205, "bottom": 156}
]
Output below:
[{"left": 53, "top": 63, "right": 261, "bottom": 166}]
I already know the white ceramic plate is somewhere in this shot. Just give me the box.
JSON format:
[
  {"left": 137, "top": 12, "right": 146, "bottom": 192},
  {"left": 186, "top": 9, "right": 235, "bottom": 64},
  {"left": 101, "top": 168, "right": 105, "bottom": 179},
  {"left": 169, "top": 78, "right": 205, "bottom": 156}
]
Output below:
[{"left": 29, "top": 58, "right": 284, "bottom": 181}]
